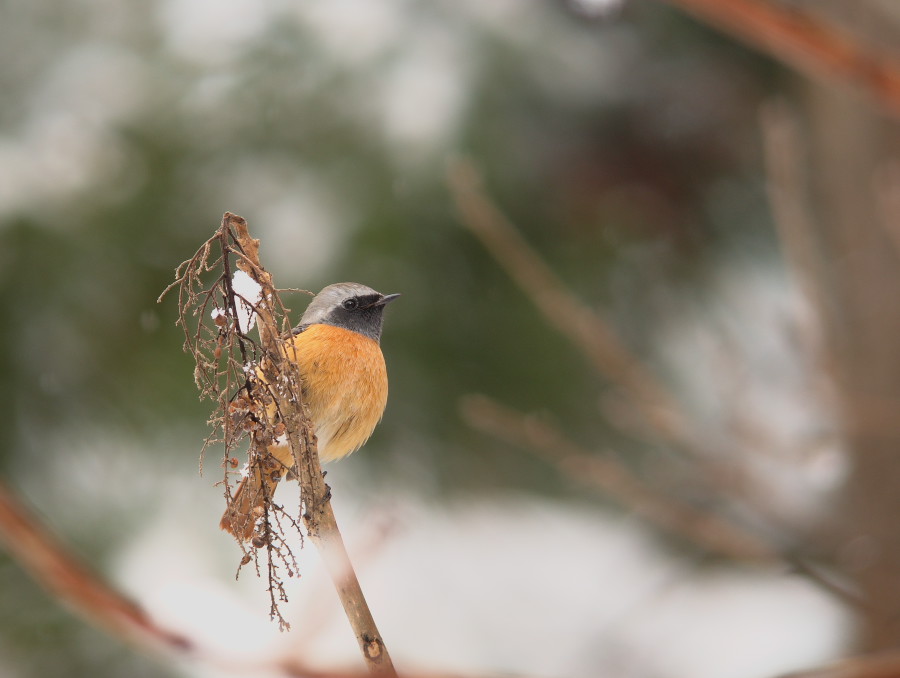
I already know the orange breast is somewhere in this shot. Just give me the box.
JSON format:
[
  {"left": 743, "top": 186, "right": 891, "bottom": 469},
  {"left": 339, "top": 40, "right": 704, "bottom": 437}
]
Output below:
[{"left": 287, "top": 324, "right": 389, "bottom": 462}]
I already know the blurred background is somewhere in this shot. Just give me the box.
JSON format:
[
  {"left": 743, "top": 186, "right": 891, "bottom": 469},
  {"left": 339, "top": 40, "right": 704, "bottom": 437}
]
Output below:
[{"left": 3, "top": 0, "right": 900, "bottom": 676}]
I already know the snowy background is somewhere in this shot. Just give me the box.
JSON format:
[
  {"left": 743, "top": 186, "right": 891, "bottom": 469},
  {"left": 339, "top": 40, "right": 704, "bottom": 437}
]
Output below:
[{"left": 4, "top": 0, "right": 896, "bottom": 676}]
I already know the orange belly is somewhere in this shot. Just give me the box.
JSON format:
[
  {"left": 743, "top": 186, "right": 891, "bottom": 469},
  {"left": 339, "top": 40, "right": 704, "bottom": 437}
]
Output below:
[
  {"left": 287, "top": 324, "right": 389, "bottom": 462},
  {"left": 221, "top": 324, "right": 388, "bottom": 539}
]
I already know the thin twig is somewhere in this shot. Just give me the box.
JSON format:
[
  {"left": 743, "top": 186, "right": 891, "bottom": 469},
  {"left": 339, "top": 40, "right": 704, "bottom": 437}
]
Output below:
[
  {"left": 290, "top": 511, "right": 402, "bottom": 655},
  {"left": 660, "top": 0, "right": 900, "bottom": 119},
  {"left": 758, "top": 101, "right": 848, "bottom": 429}
]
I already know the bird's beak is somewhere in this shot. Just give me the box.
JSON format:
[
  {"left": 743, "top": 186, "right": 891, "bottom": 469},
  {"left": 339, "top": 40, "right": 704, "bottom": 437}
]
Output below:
[{"left": 361, "top": 293, "right": 401, "bottom": 309}]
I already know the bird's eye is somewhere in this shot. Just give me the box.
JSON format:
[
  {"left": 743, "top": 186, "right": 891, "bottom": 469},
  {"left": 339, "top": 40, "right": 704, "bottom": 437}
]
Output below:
[{"left": 342, "top": 298, "right": 358, "bottom": 311}]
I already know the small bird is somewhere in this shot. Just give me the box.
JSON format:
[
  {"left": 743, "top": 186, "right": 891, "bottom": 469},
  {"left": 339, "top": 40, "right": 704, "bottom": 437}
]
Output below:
[{"left": 221, "top": 282, "right": 399, "bottom": 541}]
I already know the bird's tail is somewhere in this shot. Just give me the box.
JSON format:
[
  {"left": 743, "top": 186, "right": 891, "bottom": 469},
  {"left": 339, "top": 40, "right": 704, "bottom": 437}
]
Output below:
[{"left": 220, "top": 443, "right": 293, "bottom": 541}]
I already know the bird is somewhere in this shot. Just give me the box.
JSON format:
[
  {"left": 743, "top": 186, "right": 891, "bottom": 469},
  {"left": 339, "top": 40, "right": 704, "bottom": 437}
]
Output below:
[{"left": 220, "top": 282, "right": 399, "bottom": 541}]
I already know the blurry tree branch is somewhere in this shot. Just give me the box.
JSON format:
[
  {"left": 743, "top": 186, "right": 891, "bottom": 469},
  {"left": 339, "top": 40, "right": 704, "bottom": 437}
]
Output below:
[
  {"left": 760, "top": 100, "right": 829, "bottom": 331},
  {"left": 460, "top": 394, "right": 867, "bottom": 608},
  {"left": 781, "top": 650, "right": 900, "bottom": 678},
  {"left": 460, "top": 394, "right": 775, "bottom": 563},
  {"left": 448, "top": 158, "right": 775, "bottom": 517},
  {"left": 874, "top": 161, "right": 900, "bottom": 264},
  {"left": 661, "top": 0, "right": 900, "bottom": 119},
  {"left": 763, "top": 73, "right": 900, "bottom": 648},
  {"left": 758, "top": 101, "right": 900, "bottom": 438},
  {"left": 0, "top": 481, "right": 192, "bottom": 657},
  {"left": 0, "top": 479, "right": 491, "bottom": 678},
  {"left": 450, "top": 159, "right": 867, "bottom": 610},
  {"left": 448, "top": 158, "right": 684, "bottom": 442}
]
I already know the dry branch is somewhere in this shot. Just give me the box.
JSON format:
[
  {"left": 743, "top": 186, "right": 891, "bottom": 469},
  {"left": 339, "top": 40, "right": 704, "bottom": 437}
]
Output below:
[
  {"left": 162, "top": 213, "right": 395, "bottom": 675},
  {"left": 160, "top": 212, "right": 298, "bottom": 624},
  {"left": 661, "top": 0, "right": 900, "bottom": 119},
  {"left": 227, "top": 215, "right": 395, "bottom": 675}
]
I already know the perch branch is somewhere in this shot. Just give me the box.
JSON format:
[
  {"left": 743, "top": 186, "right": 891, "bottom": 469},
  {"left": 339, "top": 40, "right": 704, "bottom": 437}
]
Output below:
[
  {"left": 225, "top": 213, "right": 396, "bottom": 676},
  {"left": 660, "top": 0, "right": 900, "bottom": 119}
]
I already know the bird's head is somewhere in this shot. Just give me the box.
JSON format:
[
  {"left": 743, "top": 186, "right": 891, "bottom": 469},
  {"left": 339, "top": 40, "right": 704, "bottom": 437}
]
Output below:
[{"left": 297, "top": 282, "right": 400, "bottom": 342}]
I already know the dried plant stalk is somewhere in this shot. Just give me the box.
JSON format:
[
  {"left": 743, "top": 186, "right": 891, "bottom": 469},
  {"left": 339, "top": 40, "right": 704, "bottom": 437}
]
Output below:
[
  {"left": 159, "top": 212, "right": 297, "bottom": 627},
  {"left": 160, "top": 213, "right": 395, "bottom": 675}
]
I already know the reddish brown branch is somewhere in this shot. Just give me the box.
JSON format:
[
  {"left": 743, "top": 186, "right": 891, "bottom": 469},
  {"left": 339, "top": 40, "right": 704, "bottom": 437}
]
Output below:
[
  {"left": 661, "top": 0, "right": 900, "bottom": 118},
  {"left": 0, "top": 481, "right": 192, "bottom": 657}
]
